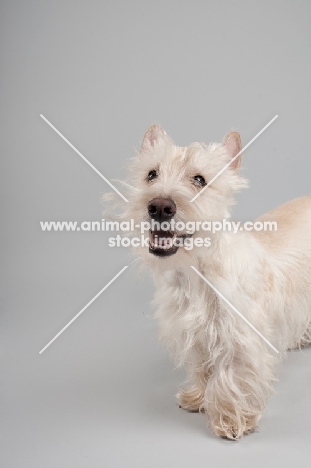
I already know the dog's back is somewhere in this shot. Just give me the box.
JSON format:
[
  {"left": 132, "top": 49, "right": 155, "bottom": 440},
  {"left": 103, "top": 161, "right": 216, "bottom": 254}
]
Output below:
[{"left": 254, "top": 195, "right": 311, "bottom": 252}]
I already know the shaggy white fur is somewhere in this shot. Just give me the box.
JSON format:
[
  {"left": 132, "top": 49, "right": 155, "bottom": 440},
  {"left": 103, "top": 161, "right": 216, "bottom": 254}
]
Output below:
[{"left": 103, "top": 125, "right": 311, "bottom": 439}]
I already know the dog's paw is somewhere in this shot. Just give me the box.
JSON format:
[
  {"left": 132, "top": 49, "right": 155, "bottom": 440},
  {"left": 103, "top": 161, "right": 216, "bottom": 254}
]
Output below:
[
  {"left": 211, "top": 415, "right": 259, "bottom": 440},
  {"left": 177, "top": 386, "right": 205, "bottom": 412}
]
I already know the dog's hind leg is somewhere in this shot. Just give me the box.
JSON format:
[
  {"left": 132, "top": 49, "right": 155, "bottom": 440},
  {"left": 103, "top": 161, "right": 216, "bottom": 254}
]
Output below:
[{"left": 288, "top": 322, "right": 311, "bottom": 350}]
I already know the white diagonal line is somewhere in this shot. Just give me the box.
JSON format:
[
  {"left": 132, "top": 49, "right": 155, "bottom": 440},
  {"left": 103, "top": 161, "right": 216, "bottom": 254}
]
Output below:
[
  {"left": 190, "top": 115, "right": 278, "bottom": 202},
  {"left": 191, "top": 266, "right": 279, "bottom": 354},
  {"left": 39, "top": 266, "right": 128, "bottom": 354},
  {"left": 40, "top": 114, "right": 129, "bottom": 203}
]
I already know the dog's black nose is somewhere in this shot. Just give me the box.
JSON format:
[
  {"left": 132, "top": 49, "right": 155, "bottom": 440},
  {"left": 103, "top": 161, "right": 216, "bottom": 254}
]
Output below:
[{"left": 148, "top": 198, "right": 176, "bottom": 222}]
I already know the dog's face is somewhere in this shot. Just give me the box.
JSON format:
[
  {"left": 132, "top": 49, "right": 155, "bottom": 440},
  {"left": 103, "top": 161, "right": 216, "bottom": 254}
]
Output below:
[{"left": 111, "top": 125, "right": 247, "bottom": 264}]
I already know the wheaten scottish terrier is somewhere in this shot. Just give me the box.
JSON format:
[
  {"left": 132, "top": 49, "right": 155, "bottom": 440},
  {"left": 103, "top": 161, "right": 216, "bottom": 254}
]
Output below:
[{"left": 105, "top": 125, "right": 311, "bottom": 439}]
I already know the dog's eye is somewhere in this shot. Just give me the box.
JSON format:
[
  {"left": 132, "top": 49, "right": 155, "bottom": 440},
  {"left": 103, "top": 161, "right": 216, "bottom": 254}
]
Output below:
[
  {"left": 193, "top": 175, "right": 206, "bottom": 186},
  {"left": 147, "top": 170, "right": 158, "bottom": 182}
]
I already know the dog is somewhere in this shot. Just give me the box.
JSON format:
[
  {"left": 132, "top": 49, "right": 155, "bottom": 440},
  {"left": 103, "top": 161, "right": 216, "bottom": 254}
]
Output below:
[{"left": 104, "top": 124, "right": 311, "bottom": 439}]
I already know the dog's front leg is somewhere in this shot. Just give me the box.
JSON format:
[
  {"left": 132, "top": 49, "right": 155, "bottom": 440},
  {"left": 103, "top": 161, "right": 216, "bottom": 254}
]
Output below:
[
  {"left": 177, "top": 373, "right": 207, "bottom": 413},
  {"left": 204, "top": 343, "right": 276, "bottom": 439}
]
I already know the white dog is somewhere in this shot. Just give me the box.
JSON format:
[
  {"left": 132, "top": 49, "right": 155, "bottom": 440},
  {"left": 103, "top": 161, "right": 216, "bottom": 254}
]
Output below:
[{"left": 104, "top": 125, "right": 311, "bottom": 439}]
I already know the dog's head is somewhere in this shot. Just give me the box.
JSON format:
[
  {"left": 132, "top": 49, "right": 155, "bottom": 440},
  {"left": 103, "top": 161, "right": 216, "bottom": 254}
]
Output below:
[{"left": 104, "top": 125, "right": 247, "bottom": 265}]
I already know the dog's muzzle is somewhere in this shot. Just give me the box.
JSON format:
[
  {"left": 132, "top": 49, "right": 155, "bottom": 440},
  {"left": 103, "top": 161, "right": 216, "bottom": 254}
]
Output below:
[{"left": 148, "top": 198, "right": 182, "bottom": 257}]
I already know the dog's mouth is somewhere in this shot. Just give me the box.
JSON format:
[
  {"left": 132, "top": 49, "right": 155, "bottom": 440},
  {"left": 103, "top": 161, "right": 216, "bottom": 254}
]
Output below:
[{"left": 149, "top": 230, "right": 191, "bottom": 257}]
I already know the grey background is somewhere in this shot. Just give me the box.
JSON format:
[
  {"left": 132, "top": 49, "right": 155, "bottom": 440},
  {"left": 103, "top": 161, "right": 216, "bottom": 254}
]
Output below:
[{"left": 1, "top": 1, "right": 311, "bottom": 467}]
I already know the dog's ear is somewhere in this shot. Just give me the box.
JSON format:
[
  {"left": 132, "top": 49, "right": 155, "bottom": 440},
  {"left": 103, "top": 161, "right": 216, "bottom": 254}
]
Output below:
[
  {"left": 141, "top": 125, "right": 167, "bottom": 153},
  {"left": 222, "top": 132, "right": 242, "bottom": 170}
]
